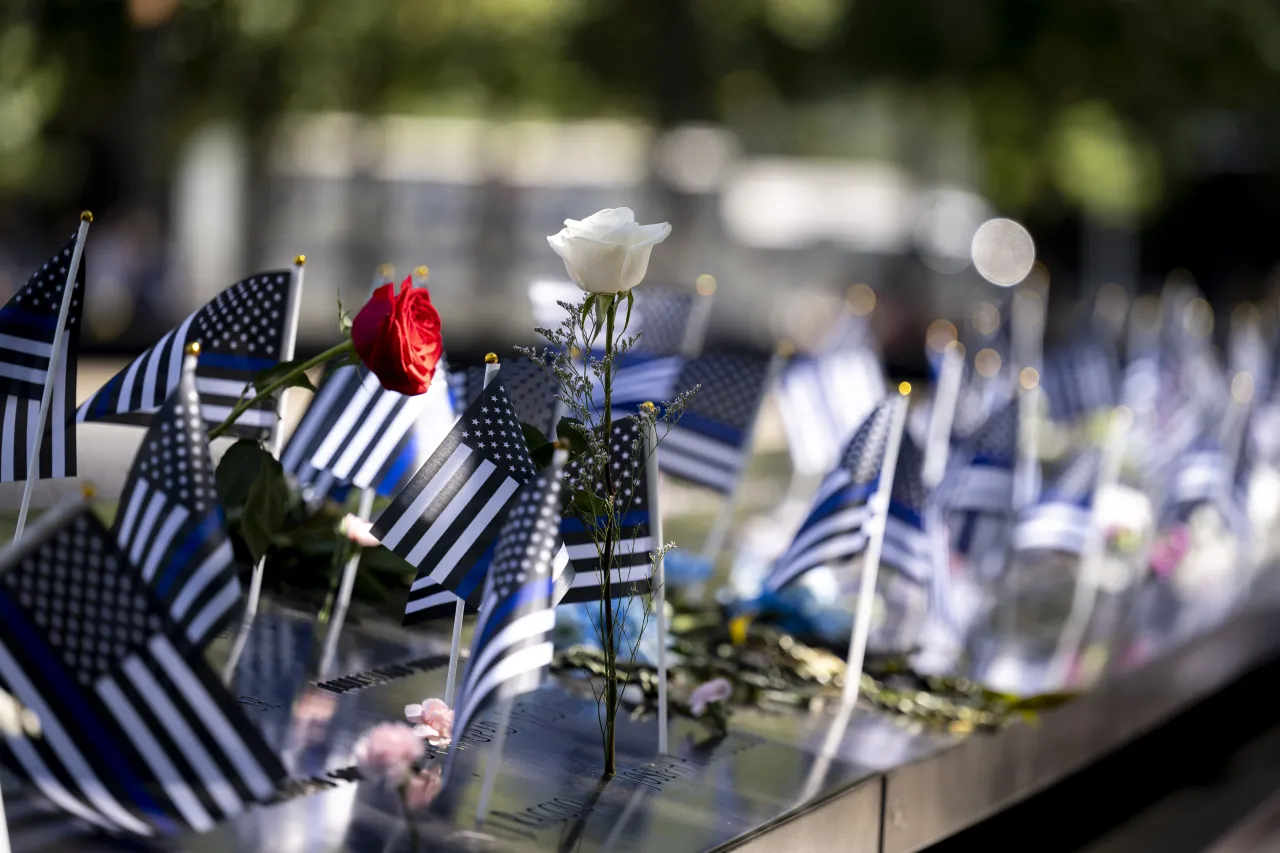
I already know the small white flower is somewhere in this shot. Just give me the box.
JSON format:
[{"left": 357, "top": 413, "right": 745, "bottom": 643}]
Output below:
[{"left": 547, "top": 207, "right": 671, "bottom": 294}]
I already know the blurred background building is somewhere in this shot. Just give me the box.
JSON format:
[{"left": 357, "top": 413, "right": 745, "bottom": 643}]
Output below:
[{"left": 3, "top": 0, "right": 1280, "bottom": 366}]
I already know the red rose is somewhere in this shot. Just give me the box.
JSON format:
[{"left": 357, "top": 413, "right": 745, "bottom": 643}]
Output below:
[{"left": 352, "top": 278, "right": 443, "bottom": 396}]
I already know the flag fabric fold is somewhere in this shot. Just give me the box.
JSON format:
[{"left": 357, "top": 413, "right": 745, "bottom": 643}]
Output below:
[
  {"left": 112, "top": 350, "right": 244, "bottom": 648},
  {"left": 1011, "top": 450, "right": 1101, "bottom": 555},
  {"left": 448, "top": 456, "right": 568, "bottom": 747},
  {"left": 0, "top": 234, "right": 85, "bottom": 482},
  {"left": 282, "top": 359, "right": 455, "bottom": 501},
  {"left": 77, "top": 271, "right": 293, "bottom": 440},
  {"left": 373, "top": 379, "right": 536, "bottom": 626},
  {"left": 0, "top": 506, "right": 286, "bottom": 836}
]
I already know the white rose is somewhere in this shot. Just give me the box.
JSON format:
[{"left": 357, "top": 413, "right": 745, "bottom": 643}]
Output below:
[{"left": 547, "top": 207, "right": 671, "bottom": 294}]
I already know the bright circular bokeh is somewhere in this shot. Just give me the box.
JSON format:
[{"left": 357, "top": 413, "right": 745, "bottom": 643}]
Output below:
[{"left": 971, "top": 218, "right": 1036, "bottom": 287}]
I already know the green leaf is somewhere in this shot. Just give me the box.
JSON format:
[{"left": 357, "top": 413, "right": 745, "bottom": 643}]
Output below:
[
  {"left": 556, "top": 416, "right": 590, "bottom": 455},
  {"left": 569, "top": 488, "right": 611, "bottom": 519},
  {"left": 215, "top": 440, "right": 272, "bottom": 511},
  {"left": 530, "top": 442, "right": 557, "bottom": 469},
  {"left": 252, "top": 359, "right": 317, "bottom": 394},
  {"left": 241, "top": 456, "right": 289, "bottom": 563},
  {"left": 623, "top": 289, "right": 635, "bottom": 335},
  {"left": 520, "top": 421, "right": 551, "bottom": 451}
]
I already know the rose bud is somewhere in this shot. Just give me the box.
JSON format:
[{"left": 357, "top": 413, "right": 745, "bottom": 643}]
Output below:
[{"left": 351, "top": 277, "right": 443, "bottom": 396}]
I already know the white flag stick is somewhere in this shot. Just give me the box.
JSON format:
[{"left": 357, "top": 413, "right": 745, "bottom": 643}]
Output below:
[
  {"left": 680, "top": 281, "right": 716, "bottom": 358},
  {"left": 1045, "top": 406, "right": 1130, "bottom": 689},
  {"left": 698, "top": 348, "right": 787, "bottom": 567},
  {"left": 444, "top": 356, "right": 500, "bottom": 705},
  {"left": 921, "top": 340, "right": 965, "bottom": 490},
  {"left": 224, "top": 255, "right": 306, "bottom": 681},
  {"left": 644, "top": 413, "right": 669, "bottom": 755},
  {"left": 840, "top": 390, "right": 910, "bottom": 709},
  {"left": 474, "top": 697, "right": 514, "bottom": 826},
  {"left": 1011, "top": 286, "right": 1046, "bottom": 512},
  {"left": 13, "top": 212, "right": 92, "bottom": 543}
]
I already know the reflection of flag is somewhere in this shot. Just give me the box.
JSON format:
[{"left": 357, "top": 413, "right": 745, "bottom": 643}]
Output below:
[
  {"left": 558, "top": 416, "right": 654, "bottom": 603},
  {"left": 373, "top": 381, "right": 536, "bottom": 625},
  {"left": 0, "top": 506, "right": 286, "bottom": 835},
  {"left": 113, "top": 349, "right": 242, "bottom": 648},
  {"left": 448, "top": 462, "right": 565, "bottom": 747},
  {"left": 1160, "top": 439, "right": 1248, "bottom": 539},
  {"left": 1039, "top": 343, "right": 1116, "bottom": 424},
  {"left": 777, "top": 348, "right": 883, "bottom": 476},
  {"left": 0, "top": 234, "right": 84, "bottom": 481},
  {"left": 764, "top": 401, "right": 894, "bottom": 591},
  {"left": 1012, "top": 450, "right": 1100, "bottom": 555},
  {"left": 282, "top": 360, "right": 454, "bottom": 500},
  {"left": 78, "top": 271, "right": 294, "bottom": 440}
]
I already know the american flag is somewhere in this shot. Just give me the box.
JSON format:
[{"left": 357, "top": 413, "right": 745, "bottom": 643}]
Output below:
[
  {"left": 447, "top": 461, "right": 565, "bottom": 752},
  {"left": 880, "top": 432, "right": 937, "bottom": 586},
  {"left": 282, "top": 359, "right": 455, "bottom": 501},
  {"left": 528, "top": 280, "right": 703, "bottom": 357},
  {"left": 448, "top": 357, "right": 559, "bottom": 437},
  {"left": 113, "top": 347, "right": 243, "bottom": 649},
  {"left": 0, "top": 234, "right": 84, "bottom": 482},
  {"left": 1012, "top": 450, "right": 1100, "bottom": 555},
  {"left": 942, "top": 401, "right": 1018, "bottom": 560},
  {"left": 557, "top": 415, "right": 655, "bottom": 604},
  {"left": 776, "top": 347, "right": 884, "bottom": 476},
  {"left": 77, "top": 270, "right": 295, "bottom": 440},
  {"left": 0, "top": 505, "right": 286, "bottom": 836},
  {"left": 401, "top": 417, "right": 652, "bottom": 619},
  {"left": 373, "top": 379, "right": 536, "bottom": 626},
  {"left": 654, "top": 352, "right": 773, "bottom": 493},
  {"left": 764, "top": 400, "right": 895, "bottom": 592},
  {"left": 1039, "top": 343, "right": 1117, "bottom": 424}
]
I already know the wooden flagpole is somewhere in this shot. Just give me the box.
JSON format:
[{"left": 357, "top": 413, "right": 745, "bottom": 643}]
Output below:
[
  {"left": 13, "top": 212, "right": 92, "bottom": 543},
  {"left": 444, "top": 354, "right": 500, "bottom": 706},
  {"left": 839, "top": 389, "right": 910, "bottom": 709}
]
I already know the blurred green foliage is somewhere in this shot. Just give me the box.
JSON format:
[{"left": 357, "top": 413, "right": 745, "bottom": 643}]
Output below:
[{"left": 4, "top": 0, "right": 1280, "bottom": 217}]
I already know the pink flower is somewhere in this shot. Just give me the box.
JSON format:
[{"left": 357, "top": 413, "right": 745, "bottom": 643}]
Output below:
[
  {"left": 1149, "top": 526, "right": 1191, "bottom": 579},
  {"left": 356, "top": 722, "right": 423, "bottom": 787},
  {"left": 341, "top": 514, "right": 381, "bottom": 548},
  {"left": 403, "top": 765, "right": 444, "bottom": 811},
  {"left": 689, "top": 678, "right": 732, "bottom": 717},
  {"left": 404, "top": 698, "right": 454, "bottom": 746}
]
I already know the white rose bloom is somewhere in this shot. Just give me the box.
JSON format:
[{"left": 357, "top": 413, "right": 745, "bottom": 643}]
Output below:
[{"left": 547, "top": 207, "right": 672, "bottom": 294}]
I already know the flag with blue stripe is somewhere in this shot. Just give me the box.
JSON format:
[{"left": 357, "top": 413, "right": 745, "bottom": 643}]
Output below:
[{"left": 77, "top": 271, "right": 293, "bottom": 440}]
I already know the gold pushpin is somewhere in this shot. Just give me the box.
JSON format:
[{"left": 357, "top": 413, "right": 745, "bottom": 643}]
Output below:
[
  {"left": 484, "top": 352, "right": 499, "bottom": 364},
  {"left": 640, "top": 401, "right": 656, "bottom": 415},
  {"left": 80, "top": 210, "right": 94, "bottom": 223},
  {"left": 81, "top": 482, "right": 97, "bottom": 500},
  {"left": 414, "top": 265, "right": 429, "bottom": 280},
  {"left": 695, "top": 273, "right": 717, "bottom": 296},
  {"left": 294, "top": 254, "right": 307, "bottom": 266},
  {"left": 776, "top": 339, "right": 795, "bottom": 358},
  {"left": 898, "top": 381, "right": 912, "bottom": 395},
  {"left": 185, "top": 341, "right": 201, "bottom": 356},
  {"left": 378, "top": 262, "right": 394, "bottom": 278}
]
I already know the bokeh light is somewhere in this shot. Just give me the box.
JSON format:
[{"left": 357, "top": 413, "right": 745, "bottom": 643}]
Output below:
[
  {"left": 971, "top": 218, "right": 1036, "bottom": 286},
  {"left": 975, "top": 347, "right": 1002, "bottom": 377},
  {"left": 971, "top": 301, "right": 1002, "bottom": 337},
  {"left": 846, "top": 283, "right": 875, "bottom": 316}
]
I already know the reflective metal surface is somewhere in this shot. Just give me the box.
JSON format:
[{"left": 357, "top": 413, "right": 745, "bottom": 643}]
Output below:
[
  {"left": 5, "top": 576, "right": 1280, "bottom": 852},
  {"left": 880, "top": 574, "right": 1280, "bottom": 853}
]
